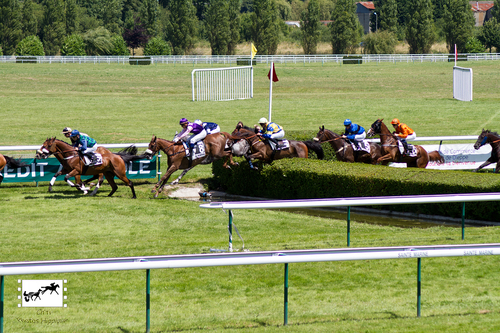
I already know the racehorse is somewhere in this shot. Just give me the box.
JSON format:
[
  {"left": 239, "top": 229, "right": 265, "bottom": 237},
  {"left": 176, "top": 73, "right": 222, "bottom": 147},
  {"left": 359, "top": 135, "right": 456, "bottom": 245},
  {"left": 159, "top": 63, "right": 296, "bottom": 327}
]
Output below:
[
  {"left": 0, "top": 154, "right": 26, "bottom": 185},
  {"left": 37, "top": 138, "right": 140, "bottom": 198},
  {"left": 229, "top": 122, "right": 324, "bottom": 169},
  {"left": 474, "top": 129, "right": 500, "bottom": 173},
  {"left": 143, "top": 133, "right": 237, "bottom": 198},
  {"left": 367, "top": 119, "right": 444, "bottom": 168},
  {"left": 41, "top": 282, "right": 60, "bottom": 295},
  {"left": 314, "top": 126, "right": 384, "bottom": 164}
]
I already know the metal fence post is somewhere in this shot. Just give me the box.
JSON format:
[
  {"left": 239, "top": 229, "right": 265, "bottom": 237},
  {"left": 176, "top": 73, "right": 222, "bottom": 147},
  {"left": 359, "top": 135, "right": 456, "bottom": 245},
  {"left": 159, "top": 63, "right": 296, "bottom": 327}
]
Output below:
[
  {"left": 1, "top": 275, "right": 4, "bottom": 333},
  {"left": 284, "top": 263, "right": 289, "bottom": 326},
  {"left": 347, "top": 206, "right": 351, "bottom": 247},
  {"left": 417, "top": 258, "right": 421, "bottom": 317},
  {"left": 146, "top": 269, "right": 151, "bottom": 333}
]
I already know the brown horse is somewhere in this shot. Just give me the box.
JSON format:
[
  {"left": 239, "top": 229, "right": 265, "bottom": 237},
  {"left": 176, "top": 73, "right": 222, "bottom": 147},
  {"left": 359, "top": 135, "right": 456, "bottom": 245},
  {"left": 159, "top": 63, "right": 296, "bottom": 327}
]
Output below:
[
  {"left": 473, "top": 129, "right": 500, "bottom": 173},
  {"left": 314, "top": 126, "right": 384, "bottom": 164},
  {"left": 0, "top": 154, "right": 27, "bottom": 185},
  {"left": 367, "top": 119, "right": 443, "bottom": 168},
  {"left": 38, "top": 138, "right": 139, "bottom": 198},
  {"left": 229, "top": 122, "right": 324, "bottom": 169},
  {"left": 143, "top": 133, "right": 237, "bottom": 198}
]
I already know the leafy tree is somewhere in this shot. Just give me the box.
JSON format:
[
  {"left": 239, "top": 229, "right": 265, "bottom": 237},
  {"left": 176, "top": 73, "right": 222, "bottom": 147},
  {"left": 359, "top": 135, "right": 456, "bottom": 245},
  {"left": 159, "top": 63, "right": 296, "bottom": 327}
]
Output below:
[
  {"left": 61, "top": 33, "right": 86, "bottom": 55},
  {"left": 15, "top": 35, "right": 45, "bottom": 55},
  {"left": 239, "top": 12, "right": 253, "bottom": 42},
  {"left": 406, "top": 0, "right": 435, "bottom": 54},
  {"left": 395, "top": 0, "right": 409, "bottom": 27},
  {"left": 0, "top": 0, "right": 23, "bottom": 55},
  {"left": 101, "top": 0, "right": 123, "bottom": 35},
  {"left": 432, "top": 0, "right": 448, "bottom": 20},
  {"left": 141, "top": 0, "right": 159, "bottom": 37},
  {"left": 123, "top": 16, "right": 150, "bottom": 55},
  {"left": 371, "top": 0, "right": 398, "bottom": 34},
  {"left": 479, "top": 17, "right": 500, "bottom": 52},
  {"left": 329, "top": 0, "right": 361, "bottom": 54},
  {"left": 40, "top": 0, "right": 66, "bottom": 55},
  {"left": 442, "top": 0, "right": 475, "bottom": 53},
  {"left": 143, "top": 36, "right": 171, "bottom": 55},
  {"left": 121, "top": 0, "right": 142, "bottom": 25},
  {"left": 250, "top": 0, "right": 281, "bottom": 55},
  {"left": 227, "top": 0, "right": 240, "bottom": 55},
  {"left": 317, "top": 0, "right": 336, "bottom": 21},
  {"left": 21, "top": 0, "right": 38, "bottom": 38},
  {"left": 289, "top": 0, "right": 306, "bottom": 20},
  {"left": 276, "top": 0, "right": 292, "bottom": 20},
  {"left": 109, "top": 34, "right": 130, "bottom": 55},
  {"left": 300, "top": 0, "right": 321, "bottom": 54},
  {"left": 205, "top": 0, "right": 230, "bottom": 55},
  {"left": 464, "top": 36, "right": 485, "bottom": 53},
  {"left": 65, "top": 0, "right": 80, "bottom": 34},
  {"left": 0, "top": 45, "right": 2, "bottom": 55},
  {"left": 362, "top": 30, "right": 398, "bottom": 54},
  {"left": 493, "top": 0, "right": 500, "bottom": 22},
  {"left": 83, "top": 26, "right": 113, "bottom": 55},
  {"left": 166, "top": 0, "right": 198, "bottom": 55}
]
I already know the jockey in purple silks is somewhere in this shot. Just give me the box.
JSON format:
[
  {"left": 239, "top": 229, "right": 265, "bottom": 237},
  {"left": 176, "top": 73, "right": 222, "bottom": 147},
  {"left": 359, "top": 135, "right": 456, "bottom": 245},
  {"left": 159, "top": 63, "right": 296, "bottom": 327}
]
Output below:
[{"left": 173, "top": 118, "right": 207, "bottom": 166}]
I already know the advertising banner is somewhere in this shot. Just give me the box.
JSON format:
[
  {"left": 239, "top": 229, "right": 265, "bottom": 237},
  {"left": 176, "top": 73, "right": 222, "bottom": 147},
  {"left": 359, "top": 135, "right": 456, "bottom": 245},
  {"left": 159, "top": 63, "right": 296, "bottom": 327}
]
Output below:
[
  {"left": 0, "top": 156, "right": 157, "bottom": 183},
  {"left": 390, "top": 143, "right": 492, "bottom": 170}
]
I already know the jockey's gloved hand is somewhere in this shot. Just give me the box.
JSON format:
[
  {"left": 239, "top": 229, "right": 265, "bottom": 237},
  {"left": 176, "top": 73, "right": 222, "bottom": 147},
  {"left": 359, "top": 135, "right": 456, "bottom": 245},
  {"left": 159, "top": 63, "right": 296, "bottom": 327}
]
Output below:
[
  {"left": 262, "top": 134, "right": 271, "bottom": 139},
  {"left": 173, "top": 138, "right": 179, "bottom": 143}
]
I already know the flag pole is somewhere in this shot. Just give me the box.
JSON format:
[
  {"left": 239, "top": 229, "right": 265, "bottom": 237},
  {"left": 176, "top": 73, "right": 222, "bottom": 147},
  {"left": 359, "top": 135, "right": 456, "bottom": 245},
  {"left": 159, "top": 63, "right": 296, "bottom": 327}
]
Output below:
[
  {"left": 454, "top": 44, "right": 457, "bottom": 67},
  {"left": 269, "top": 62, "right": 273, "bottom": 122}
]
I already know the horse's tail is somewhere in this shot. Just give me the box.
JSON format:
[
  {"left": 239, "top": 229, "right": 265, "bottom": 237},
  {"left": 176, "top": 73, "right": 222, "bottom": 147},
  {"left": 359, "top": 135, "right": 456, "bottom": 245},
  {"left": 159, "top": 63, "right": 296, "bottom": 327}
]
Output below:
[
  {"left": 428, "top": 150, "right": 445, "bottom": 164},
  {"left": 115, "top": 145, "right": 144, "bottom": 163},
  {"left": 4, "top": 155, "right": 27, "bottom": 168},
  {"left": 303, "top": 140, "right": 324, "bottom": 160}
]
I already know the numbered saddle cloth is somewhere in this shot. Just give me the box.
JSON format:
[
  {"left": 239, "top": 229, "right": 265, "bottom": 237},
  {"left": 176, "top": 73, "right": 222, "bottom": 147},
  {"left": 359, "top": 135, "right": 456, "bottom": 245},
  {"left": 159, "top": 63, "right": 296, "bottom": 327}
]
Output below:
[
  {"left": 183, "top": 141, "right": 206, "bottom": 159},
  {"left": 82, "top": 153, "right": 103, "bottom": 166},
  {"left": 398, "top": 141, "right": 417, "bottom": 157},
  {"left": 351, "top": 140, "right": 370, "bottom": 153},
  {"left": 269, "top": 139, "right": 290, "bottom": 151}
]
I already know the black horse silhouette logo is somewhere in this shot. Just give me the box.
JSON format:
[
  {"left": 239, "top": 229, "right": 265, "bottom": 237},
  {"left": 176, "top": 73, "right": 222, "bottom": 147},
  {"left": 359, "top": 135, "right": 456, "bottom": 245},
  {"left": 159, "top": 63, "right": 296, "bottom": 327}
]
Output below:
[
  {"left": 23, "top": 289, "right": 42, "bottom": 302},
  {"left": 41, "top": 282, "right": 60, "bottom": 295}
]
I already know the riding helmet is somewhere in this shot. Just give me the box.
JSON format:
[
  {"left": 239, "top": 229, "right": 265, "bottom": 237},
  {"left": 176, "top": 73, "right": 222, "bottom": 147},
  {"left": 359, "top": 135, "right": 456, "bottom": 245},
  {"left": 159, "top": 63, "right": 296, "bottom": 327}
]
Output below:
[
  {"left": 391, "top": 118, "right": 400, "bottom": 125},
  {"left": 344, "top": 119, "right": 352, "bottom": 126},
  {"left": 194, "top": 119, "right": 203, "bottom": 125},
  {"left": 179, "top": 118, "right": 189, "bottom": 125},
  {"left": 70, "top": 129, "right": 80, "bottom": 137},
  {"left": 259, "top": 117, "right": 268, "bottom": 124},
  {"left": 62, "top": 127, "right": 72, "bottom": 134}
]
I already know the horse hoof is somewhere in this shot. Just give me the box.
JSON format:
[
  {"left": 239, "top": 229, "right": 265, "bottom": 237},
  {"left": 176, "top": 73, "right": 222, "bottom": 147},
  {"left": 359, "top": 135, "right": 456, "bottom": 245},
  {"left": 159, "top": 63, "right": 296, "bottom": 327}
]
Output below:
[
  {"left": 151, "top": 189, "right": 156, "bottom": 194},
  {"left": 154, "top": 193, "right": 159, "bottom": 198},
  {"left": 48, "top": 187, "right": 53, "bottom": 193}
]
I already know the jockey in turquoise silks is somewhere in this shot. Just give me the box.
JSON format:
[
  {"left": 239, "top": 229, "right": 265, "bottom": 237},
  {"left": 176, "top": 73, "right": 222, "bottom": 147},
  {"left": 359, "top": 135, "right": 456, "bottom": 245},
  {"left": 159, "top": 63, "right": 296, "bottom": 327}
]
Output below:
[{"left": 70, "top": 130, "right": 98, "bottom": 165}]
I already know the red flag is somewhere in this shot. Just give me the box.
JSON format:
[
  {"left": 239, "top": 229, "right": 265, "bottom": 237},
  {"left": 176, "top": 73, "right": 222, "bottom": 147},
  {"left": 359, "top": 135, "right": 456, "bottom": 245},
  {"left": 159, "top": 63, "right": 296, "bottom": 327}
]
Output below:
[{"left": 267, "top": 63, "right": 279, "bottom": 82}]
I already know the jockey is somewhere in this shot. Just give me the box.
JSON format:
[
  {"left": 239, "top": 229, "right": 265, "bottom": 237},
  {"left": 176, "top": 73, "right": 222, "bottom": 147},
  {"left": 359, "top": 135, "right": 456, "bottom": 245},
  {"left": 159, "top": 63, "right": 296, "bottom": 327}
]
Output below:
[
  {"left": 173, "top": 118, "right": 207, "bottom": 165},
  {"left": 342, "top": 119, "right": 366, "bottom": 148},
  {"left": 201, "top": 121, "right": 220, "bottom": 135},
  {"left": 391, "top": 118, "right": 416, "bottom": 155},
  {"left": 256, "top": 117, "right": 285, "bottom": 149},
  {"left": 62, "top": 127, "right": 88, "bottom": 139},
  {"left": 69, "top": 130, "right": 98, "bottom": 165}
]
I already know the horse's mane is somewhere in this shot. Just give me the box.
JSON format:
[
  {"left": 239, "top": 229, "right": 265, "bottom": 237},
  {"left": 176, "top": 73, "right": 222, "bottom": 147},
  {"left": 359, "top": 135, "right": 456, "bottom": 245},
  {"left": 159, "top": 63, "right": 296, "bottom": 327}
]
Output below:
[{"left": 484, "top": 129, "right": 500, "bottom": 137}]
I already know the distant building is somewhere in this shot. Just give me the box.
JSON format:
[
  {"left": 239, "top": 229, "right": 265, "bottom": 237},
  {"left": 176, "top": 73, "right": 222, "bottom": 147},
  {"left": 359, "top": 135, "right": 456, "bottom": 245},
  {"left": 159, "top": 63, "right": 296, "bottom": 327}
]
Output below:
[
  {"left": 356, "top": 1, "right": 375, "bottom": 34},
  {"left": 285, "top": 21, "right": 300, "bottom": 28},
  {"left": 470, "top": 1, "right": 494, "bottom": 26}
]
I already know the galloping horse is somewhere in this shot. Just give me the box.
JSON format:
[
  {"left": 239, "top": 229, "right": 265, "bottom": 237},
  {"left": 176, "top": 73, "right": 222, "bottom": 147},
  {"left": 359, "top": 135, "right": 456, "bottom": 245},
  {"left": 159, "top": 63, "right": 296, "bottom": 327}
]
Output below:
[
  {"left": 367, "top": 119, "right": 444, "bottom": 168},
  {"left": 314, "top": 126, "right": 384, "bottom": 164},
  {"left": 37, "top": 138, "right": 139, "bottom": 198},
  {"left": 0, "top": 154, "right": 26, "bottom": 185},
  {"left": 474, "top": 129, "right": 500, "bottom": 173},
  {"left": 230, "top": 122, "right": 324, "bottom": 169},
  {"left": 144, "top": 133, "right": 237, "bottom": 198}
]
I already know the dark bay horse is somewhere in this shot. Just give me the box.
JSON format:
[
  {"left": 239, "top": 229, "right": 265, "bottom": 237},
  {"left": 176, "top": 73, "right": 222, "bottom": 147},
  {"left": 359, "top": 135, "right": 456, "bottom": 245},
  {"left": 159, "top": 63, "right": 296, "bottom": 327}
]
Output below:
[
  {"left": 367, "top": 119, "right": 443, "bottom": 168},
  {"left": 0, "top": 154, "right": 27, "bottom": 185},
  {"left": 314, "top": 126, "right": 384, "bottom": 164},
  {"left": 230, "top": 122, "right": 323, "bottom": 169},
  {"left": 474, "top": 129, "right": 500, "bottom": 173},
  {"left": 144, "top": 133, "right": 237, "bottom": 198},
  {"left": 38, "top": 138, "right": 139, "bottom": 198}
]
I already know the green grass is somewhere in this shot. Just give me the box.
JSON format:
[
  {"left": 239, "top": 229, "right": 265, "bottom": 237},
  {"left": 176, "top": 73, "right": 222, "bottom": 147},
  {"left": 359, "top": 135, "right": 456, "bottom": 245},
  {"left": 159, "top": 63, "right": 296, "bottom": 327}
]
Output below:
[{"left": 1, "top": 61, "right": 500, "bottom": 332}]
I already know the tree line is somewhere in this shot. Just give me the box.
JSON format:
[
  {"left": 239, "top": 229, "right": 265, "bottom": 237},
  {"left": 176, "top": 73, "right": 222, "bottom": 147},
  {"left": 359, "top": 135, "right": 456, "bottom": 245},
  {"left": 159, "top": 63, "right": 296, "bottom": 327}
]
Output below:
[{"left": 1, "top": 0, "right": 499, "bottom": 56}]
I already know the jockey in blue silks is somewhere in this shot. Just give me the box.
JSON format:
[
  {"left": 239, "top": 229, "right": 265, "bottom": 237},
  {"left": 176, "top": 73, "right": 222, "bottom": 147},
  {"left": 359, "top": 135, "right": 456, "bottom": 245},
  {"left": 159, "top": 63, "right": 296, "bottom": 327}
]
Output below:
[
  {"left": 173, "top": 118, "right": 207, "bottom": 166},
  {"left": 342, "top": 119, "right": 366, "bottom": 148},
  {"left": 70, "top": 130, "right": 98, "bottom": 165}
]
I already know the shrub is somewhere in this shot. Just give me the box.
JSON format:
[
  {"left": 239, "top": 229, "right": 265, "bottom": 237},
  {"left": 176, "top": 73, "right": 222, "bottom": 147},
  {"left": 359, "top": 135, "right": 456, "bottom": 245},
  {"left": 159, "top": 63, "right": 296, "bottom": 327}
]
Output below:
[
  {"left": 143, "top": 37, "right": 171, "bottom": 55},
  {"left": 0, "top": 45, "right": 2, "bottom": 56},
  {"left": 362, "top": 31, "right": 398, "bottom": 54},
  {"left": 61, "top": 34, "right": 86, "bottom": 56},
  {"left": 109, "top": 35, "right": 130, "bottom": 56},
  {"left": 464, "top": 36, "right": 485, "bottom": 53},
  {"left": 15, "top": 35, "right": 45, "bottom": 56},
  {"left": 83, "top": 27, "right": 113, "bottom": 55}
]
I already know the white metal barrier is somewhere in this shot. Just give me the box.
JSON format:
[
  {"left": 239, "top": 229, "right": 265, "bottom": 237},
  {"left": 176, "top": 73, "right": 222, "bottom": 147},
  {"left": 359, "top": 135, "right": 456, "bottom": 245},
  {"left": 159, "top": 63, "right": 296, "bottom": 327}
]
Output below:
[
  {"left": 453, "top": 66, "right": 473, "bottom": 101},
  {"left": 191, "top": 66, "right": 253, "bottom": 101}
]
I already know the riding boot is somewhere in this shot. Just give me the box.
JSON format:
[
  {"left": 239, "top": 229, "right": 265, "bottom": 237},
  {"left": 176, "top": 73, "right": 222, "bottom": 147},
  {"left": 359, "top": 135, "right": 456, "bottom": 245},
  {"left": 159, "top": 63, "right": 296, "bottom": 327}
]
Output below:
[
  {"left": 269, "top": 138, "right": 279, "bottom": 151},
  {"left": 402, "top": 140, "right": 409, "bottom": 156},
  {"left": 188, "top": 144, "right": 194, "bottom": 168},
  {"left": 91, "top": 154, "right": 98, "bottom": 165}
]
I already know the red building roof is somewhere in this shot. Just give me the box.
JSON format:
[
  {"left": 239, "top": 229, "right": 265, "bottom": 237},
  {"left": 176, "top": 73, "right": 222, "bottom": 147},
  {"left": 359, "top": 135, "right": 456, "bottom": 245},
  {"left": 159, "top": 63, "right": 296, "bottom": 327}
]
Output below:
[
  {"left": 358, "top": 2, "right": 375, "bottom": 10},
  {"left": 470, "top": 1, "right": 494, "bottom": 12}
]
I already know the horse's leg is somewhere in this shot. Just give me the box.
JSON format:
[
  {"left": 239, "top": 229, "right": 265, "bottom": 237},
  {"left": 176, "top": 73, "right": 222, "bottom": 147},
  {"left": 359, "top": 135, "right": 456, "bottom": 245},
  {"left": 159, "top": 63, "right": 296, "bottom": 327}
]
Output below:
[
  {"left": 171, "top": 168, "right": 191, "bottom": 185},
  {"left": 89, "top": 174, "right": 105, "bottom": 196},
  {"left": 495, "top": 161, "right": 500, "bottom": 173},
  {"left": 376, "top": 152, "right": 395, "bottom": 165},
  {"left": 64, "top": 170, "right": 87, "bottom": 194},
  {"left": 103, "top": 172, "right": 119, "bottom": 197},
  {"left": 153, "top": 164, "right": 178, "bottom": 197},
  {"left": 474, "top": 159, "right": 494, "bottom": 172}
]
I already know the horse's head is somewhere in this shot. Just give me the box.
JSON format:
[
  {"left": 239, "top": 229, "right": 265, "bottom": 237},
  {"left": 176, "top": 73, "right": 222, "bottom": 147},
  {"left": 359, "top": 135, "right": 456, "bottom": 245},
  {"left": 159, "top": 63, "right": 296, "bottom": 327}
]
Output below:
[
  {"left": 474, "top": 129, "right": 490, "bottom": 150},
  {"left": 367, "top": 119, "right": 383, "bottom": 137},
  {"left": 144, "top": 136, "right": 159, "bottom": 159},
  {"left": 314, "top": 126, "right": 326, "bottom": 143},
  {"left": 36, "top": 137, "right": 57, "bottom": 159}
]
